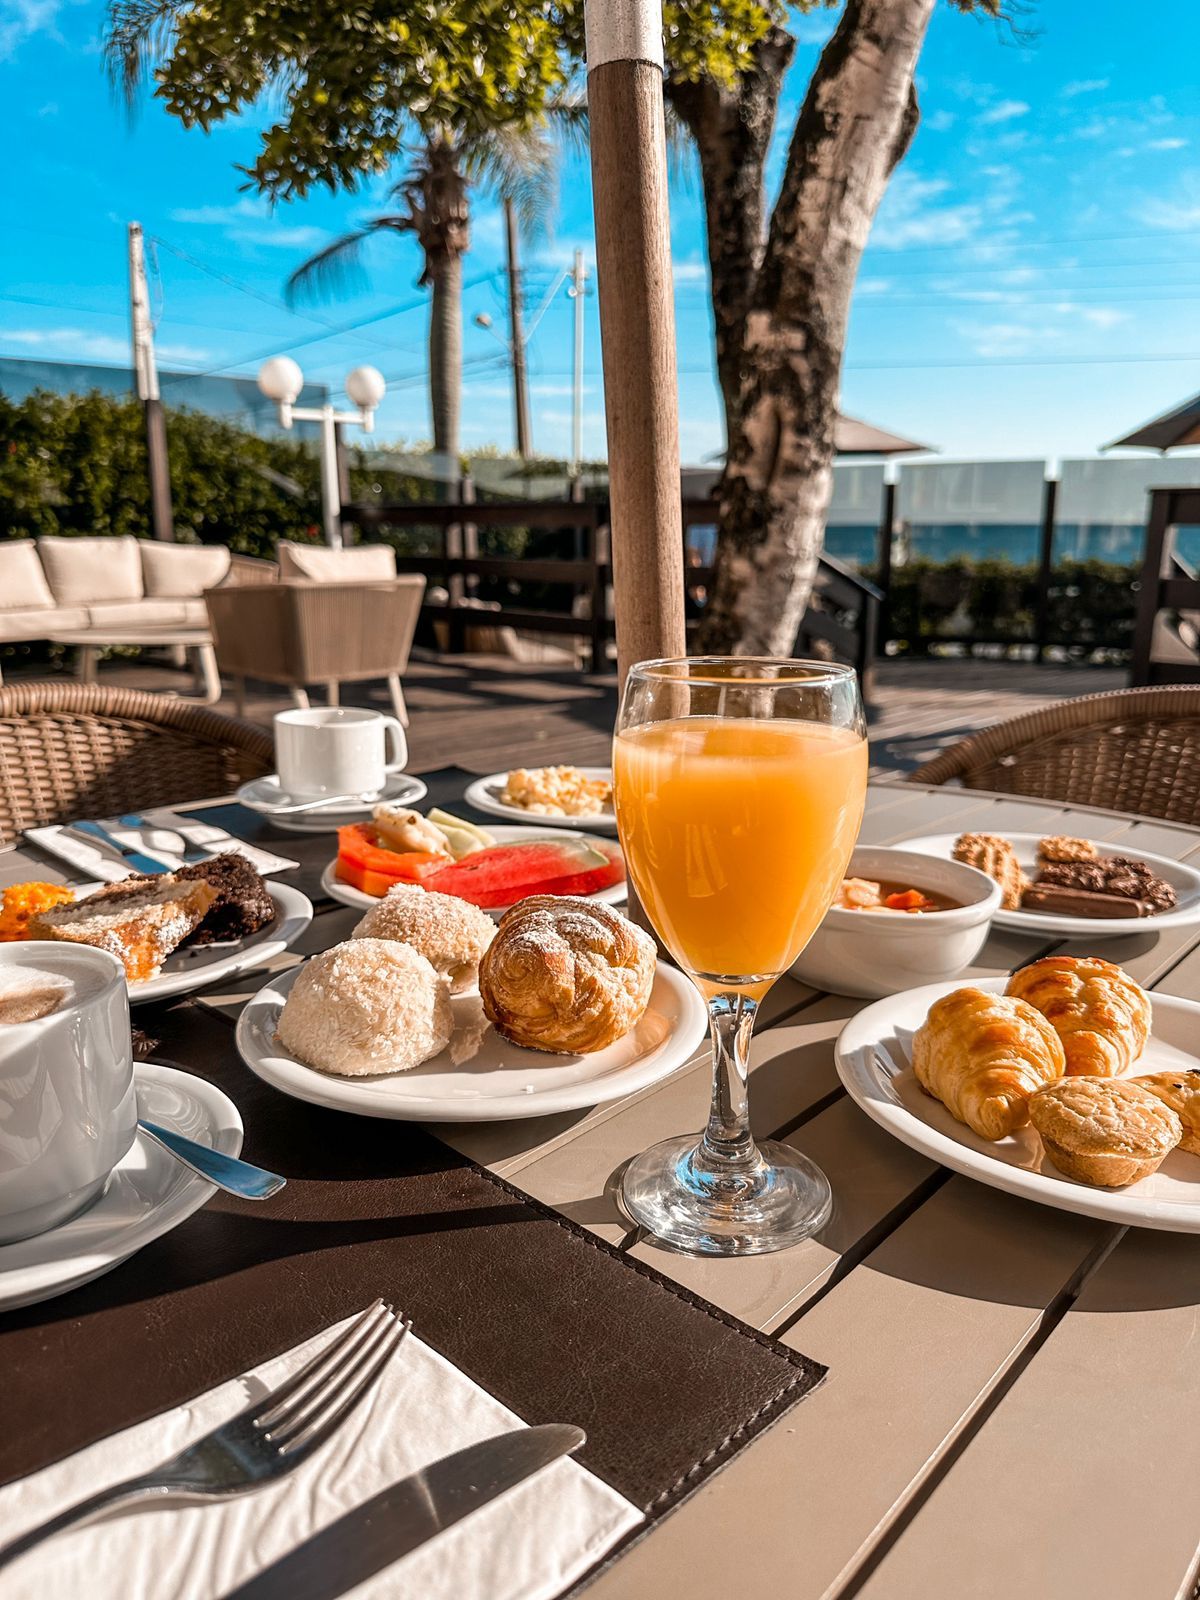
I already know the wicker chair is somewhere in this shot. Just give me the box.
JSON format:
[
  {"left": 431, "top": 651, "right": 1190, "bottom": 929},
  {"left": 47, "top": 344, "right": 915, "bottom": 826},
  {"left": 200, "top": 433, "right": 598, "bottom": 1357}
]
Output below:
[
  {"left": 204, "top": 577, "right": 426, "bottom": 724},
  {"left": 909, "top": 685, "right": 1200, "bottom": 826},
  {"left": 0, "top": 683, "right": 274, "bottom": 846}
]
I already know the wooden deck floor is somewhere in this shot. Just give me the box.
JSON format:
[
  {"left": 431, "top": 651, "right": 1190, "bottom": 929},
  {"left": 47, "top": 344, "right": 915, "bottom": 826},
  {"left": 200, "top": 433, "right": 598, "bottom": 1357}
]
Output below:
[{"left": 10, "top": 651, "right": 1129, "bottom": 779}]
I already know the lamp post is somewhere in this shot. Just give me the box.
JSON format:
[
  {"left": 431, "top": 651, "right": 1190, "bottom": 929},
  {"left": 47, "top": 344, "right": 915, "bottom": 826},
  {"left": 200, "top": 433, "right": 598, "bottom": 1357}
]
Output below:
[{"left": 257, "top": 359, "right": 386, "bottom": 548}]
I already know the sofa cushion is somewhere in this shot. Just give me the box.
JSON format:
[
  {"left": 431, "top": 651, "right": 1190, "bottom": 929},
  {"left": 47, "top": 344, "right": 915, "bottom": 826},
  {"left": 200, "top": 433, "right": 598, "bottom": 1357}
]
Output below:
[
  {"left": 0, "top": 606, "right": 89, "bottom": 641},
  {"left": 0, "top": 542, "right": 55, "bottom": 611},
  {"left": 140, "top": 541, "right": 230, "bottom": 598},
  {"left": 37, "top": 536, "right": 143, "bottom": 606},
  {"left": 84, "top": 599, "right": 203, "bottom": 629},
  {"left": 277, "top": 541, "right": 396, "bottom": 582}
]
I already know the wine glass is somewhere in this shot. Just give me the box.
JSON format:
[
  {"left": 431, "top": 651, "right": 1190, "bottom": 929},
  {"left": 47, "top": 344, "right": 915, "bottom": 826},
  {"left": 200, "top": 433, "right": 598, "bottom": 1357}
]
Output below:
[{"left": 612, "top": 658, "right": 868, "bottom": 1256}]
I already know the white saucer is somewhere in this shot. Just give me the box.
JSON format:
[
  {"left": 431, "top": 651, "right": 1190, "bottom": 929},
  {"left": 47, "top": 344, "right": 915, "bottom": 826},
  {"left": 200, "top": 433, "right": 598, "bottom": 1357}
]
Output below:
[
  {"left": 319, "top": 824, "right": 628, "bottom": 919},
  {"left": 236, "top": 961, "right": 708, "bottom": 1122},
  {"left": 128, "top": 883, "right": 313, "bottom": 1004},
  {"left": 464, "top": 768, "right": 616, "bottom": 833},
  {"left": 0, "top": 1063, "right": 243, "bottom": 1311},
  {"left": 237, "top": 773, "right": 429, "bottom": 833},
  {"left": 836, "top": 978, "right": 1200, "bottom": 1232}
]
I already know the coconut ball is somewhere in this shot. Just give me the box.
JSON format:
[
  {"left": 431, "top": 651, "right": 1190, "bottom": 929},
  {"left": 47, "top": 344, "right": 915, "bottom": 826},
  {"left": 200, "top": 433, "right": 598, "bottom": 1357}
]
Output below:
[
  {"left": 351, "top": 885, "right": 494, "bottom": 993},
  {"left": 278, "top": 938, "right": 452, "bottom": 1076}
]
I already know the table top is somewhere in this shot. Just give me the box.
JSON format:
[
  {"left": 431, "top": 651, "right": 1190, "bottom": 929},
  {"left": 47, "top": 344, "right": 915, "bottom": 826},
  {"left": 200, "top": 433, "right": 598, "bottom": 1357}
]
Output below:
[{"left": 5, "top": 775, "right": 1200, "bottom": 1600}]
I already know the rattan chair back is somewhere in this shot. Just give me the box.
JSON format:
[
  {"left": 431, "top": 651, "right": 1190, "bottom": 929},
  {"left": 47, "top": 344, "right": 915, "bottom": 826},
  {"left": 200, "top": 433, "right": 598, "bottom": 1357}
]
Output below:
[
  {"left": 0, "top": 683, "right": 273, "bottom": 846},
  {"left": 909, "top": 684, "right": 1200, "bottom": 826}
]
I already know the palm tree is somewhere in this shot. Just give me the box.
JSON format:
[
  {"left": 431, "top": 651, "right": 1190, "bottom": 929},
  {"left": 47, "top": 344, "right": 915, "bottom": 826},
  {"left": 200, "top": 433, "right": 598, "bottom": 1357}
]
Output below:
[{"left": 285, "top": 123, "right": 568, "bottom": 474}]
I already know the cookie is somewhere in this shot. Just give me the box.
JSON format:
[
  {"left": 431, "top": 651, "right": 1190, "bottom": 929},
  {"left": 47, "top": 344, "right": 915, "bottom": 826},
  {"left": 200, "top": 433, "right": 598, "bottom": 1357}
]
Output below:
[
  {"left": 1038, "top": 835, "right": 1097, "bottom": 865},
  {"left": 952, "top": 833, "right": 1026, "bottom": 910}
]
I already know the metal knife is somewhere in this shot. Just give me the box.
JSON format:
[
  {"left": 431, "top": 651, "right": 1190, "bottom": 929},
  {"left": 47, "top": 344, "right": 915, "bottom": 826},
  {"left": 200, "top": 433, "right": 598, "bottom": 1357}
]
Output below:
[
  {"left": 219, "top": 1423, "right": 586, "bottom": 1600},
  {"left": 65, "top": 819, "right": 171, "bottom": 876}
]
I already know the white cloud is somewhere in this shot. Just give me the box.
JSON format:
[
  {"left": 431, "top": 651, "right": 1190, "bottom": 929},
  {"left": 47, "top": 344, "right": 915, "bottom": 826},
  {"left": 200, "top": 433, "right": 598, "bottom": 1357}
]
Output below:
[
  {"left": 1062, "top": 78, "right": 1110, "bottom": 98},
  {"left": 3, "top": 327, "right": 210, "bottom": 365},
  {"left": 1147, "top": 137, "right": 1188, "bottom": 151},
  {"left": 1141, "top": 178, "right": 1200, "bottom": 231},
  {"left": 978, "top": 100, "right": 1030, "bottom": 126},
  {"left": 924, "top": 110, "right": 956, "bottom": 133},
  {"left": 169, "top": 198, "right": 327, "bottom": 251},
  {"left": 0, "top": 0, "right": 63, "bottom": 59},
  {"left": 231, "top": 224, "right": 328, "bottom": 250},
  {"left": 1079, "top": 307, "right": 1126, "bottom": 328},
  {"left": 672, "top": 258, "right": 708, "bottom": 284},
  {"left": 36, "top": 100, "right": 57, "bottom": 116},
  {"left": 870, "top": 174, "right": 982, "bottom": 249},
  {"left": 857, "top": 278, "right": 893, "bottom": 297}
]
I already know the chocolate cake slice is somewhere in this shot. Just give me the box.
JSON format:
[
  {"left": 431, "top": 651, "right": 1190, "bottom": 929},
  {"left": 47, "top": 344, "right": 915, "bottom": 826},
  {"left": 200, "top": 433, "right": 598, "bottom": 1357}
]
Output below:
[{"left": 176, "top": 853, "right": 276, "bottom": 945}]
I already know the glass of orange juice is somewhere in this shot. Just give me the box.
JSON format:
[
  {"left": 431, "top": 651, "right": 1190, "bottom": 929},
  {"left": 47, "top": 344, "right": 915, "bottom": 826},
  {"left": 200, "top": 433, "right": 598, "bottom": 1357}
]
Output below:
[{"left": 613, "top": 658, "right": 867, "bottom": 1255}]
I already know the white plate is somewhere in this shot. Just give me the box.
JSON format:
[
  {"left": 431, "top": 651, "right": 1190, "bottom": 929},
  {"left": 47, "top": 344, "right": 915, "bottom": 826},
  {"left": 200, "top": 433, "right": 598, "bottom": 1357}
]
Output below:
[
  {"left": 0, "top": 1062, "right": 243, "bottom": 1310},
  {"left": 236, "top": 772, "right": 428, "bottom": 833},
  {"left": 236, "top": 960, "right": 708, "bottom": 1122},
  {"left": 464, "top": 768, "right": 616, "bottom": 832},
  {"left": 836, "top": 976, "right": 1200, "bottom": 1232},
  {"left": 125, "top": 882, "right": 313, "bottom": 1004},
  {"left": 901, "top": 832, "right": 1200, "bottom": 939},
  {"left": 320, "top": 824, "right": 627, "bottom": 919}
]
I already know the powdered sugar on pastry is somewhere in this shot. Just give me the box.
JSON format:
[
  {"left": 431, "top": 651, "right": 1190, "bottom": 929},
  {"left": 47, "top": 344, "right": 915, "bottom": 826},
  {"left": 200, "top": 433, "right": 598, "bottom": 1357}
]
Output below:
[
  {"left": 351, "top": 886, "right": 494, "bottom": 993},
  {"left": 277, "top": 938, "right": 452, "bottom": 1077}
]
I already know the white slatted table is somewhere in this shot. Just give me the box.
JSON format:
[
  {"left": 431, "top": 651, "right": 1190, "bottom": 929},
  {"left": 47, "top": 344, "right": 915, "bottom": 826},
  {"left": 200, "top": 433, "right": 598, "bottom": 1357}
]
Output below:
[{"left": 9, "top": 781, "right": 1200, "bottom": 1600}]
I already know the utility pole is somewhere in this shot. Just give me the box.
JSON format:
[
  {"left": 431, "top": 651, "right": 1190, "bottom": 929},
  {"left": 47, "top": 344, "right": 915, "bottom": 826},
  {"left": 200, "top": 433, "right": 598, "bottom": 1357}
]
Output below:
[
  {"left": 505, "top": 198, "right": 533, "bottom": 459},
  {"left": 127, "top": 222, "right": 174, "bottom": 541},
  {"left": 568, "top": 249, "right": 587, "bottom": 477}
]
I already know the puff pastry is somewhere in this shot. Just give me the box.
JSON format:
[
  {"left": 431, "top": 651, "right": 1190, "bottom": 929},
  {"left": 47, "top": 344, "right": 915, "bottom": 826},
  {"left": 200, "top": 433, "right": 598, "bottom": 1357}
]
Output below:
[
  {"left": 911, "top": 987, "right": 1065, "bottom": 1141},
  {"left": 1029, "top": 1077, "right": 1181, "bottom": 1186},
  {"left": 478, "top": 896, "right": 656, "bottom": 1054},
  {"left": 1005, "top": 956, "right": 1150, "bottom": 1077},
  {"left": 1134, "top": 1070, "right": 1200, "bottom": 1155}
]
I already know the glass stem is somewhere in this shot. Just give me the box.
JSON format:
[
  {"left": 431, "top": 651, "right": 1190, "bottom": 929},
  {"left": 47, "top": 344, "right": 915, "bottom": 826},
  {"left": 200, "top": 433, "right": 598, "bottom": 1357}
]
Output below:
[{"left": 699, "top": 991, "right": 759, "bottom": 1169}]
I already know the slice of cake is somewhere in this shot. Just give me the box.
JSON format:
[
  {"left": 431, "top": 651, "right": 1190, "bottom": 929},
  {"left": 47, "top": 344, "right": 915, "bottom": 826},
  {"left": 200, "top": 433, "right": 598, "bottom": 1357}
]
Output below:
[
  {"left": 174, "top": 853, "right": 276, "bottom": 946},
  {"left": 28, "top": 877, "right": 217, "bottom": 983}
]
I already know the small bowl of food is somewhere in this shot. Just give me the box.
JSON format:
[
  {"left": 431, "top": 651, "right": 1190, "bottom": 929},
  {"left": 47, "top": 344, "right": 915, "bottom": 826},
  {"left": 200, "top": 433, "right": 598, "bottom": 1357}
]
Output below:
[{"left": 791, "top": 846, "right": 1002, "bottom": 999}]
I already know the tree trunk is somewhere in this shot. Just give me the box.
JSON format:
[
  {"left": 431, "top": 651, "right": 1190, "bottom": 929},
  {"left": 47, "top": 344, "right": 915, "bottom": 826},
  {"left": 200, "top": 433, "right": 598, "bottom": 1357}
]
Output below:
[
  {"left": 694, "top": 0, "right": 931, "bottom": 656},
  {"left": 428, "top": 250, "right": 462, "bottom": 475},
  {"left": 666, "top": 27, "right": 794, "bottom": 433}
]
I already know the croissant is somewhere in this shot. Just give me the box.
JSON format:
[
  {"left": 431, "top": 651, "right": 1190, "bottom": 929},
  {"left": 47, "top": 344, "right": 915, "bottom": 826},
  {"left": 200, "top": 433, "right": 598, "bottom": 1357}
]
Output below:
[
  {"left": 479, "top": 895, "right": 656, "bottom": 1054},
  {"left": 912, "top": 987, "right": 1065, "bottom": 1141},
  {"left": 1005, "top": 956, "right": 1150, "bottom": 1078}
]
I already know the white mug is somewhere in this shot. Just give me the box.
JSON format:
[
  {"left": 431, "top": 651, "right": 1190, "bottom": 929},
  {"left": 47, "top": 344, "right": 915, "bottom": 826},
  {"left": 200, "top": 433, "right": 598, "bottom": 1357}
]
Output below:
[
  {"left": 274, "top": 707, "right": 408, "bottom": 799},
  {"left": 0, "top": 944, "right": 136, "bottom": 1245}
]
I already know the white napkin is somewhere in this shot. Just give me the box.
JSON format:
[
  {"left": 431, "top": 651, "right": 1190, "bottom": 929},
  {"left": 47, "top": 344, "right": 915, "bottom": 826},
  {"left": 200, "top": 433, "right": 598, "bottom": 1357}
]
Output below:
[
  {"left": 25, "top": 808, "right": 297, "bottom": 882},
  {"left": 0, "top": 1317, "right": 641, "bottom": 1600}
]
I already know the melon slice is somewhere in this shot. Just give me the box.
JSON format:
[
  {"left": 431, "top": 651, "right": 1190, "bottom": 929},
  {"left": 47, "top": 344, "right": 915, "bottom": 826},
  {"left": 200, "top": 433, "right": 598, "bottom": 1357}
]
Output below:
[{"left": 423, "top": 837, "right": 624, "bottom": 909}]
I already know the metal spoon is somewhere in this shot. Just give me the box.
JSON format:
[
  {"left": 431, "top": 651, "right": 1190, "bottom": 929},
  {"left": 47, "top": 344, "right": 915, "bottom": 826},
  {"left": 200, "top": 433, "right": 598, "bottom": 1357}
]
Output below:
[{"left": 139, "top": 1120, "right": 286, "bottom": 1200}]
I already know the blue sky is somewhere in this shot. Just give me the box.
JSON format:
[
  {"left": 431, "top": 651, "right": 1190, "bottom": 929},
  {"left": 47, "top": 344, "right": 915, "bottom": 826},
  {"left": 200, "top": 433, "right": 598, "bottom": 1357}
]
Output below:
[{"left": 2, "top": 0, "right": 1199, "bottom": 462}]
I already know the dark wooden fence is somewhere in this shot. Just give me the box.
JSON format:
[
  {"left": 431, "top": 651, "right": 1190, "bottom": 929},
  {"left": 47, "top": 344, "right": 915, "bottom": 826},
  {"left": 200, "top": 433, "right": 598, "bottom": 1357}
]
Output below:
[{"left": 343, "top": 494, "right": 881, "bottom": 692}]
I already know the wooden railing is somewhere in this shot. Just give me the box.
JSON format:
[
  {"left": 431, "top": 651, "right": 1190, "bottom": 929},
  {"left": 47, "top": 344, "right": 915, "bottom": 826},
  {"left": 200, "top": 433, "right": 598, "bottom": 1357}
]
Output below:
[
  {"left": 343, "top": 495, "right": 881, "bottom": 694},
  {"left": 1131, "top": 486, "right": 1200, "bottom": 686}
]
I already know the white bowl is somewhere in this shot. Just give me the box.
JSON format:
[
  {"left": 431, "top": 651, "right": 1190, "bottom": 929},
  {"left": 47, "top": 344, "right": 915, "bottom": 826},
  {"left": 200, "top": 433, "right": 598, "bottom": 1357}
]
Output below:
[
  {"left": 0, "top": 944, "right": 136, "bottom": 1243},
  {"left": 790, "top": 846, "right": 1002, "bottom": 1000}
]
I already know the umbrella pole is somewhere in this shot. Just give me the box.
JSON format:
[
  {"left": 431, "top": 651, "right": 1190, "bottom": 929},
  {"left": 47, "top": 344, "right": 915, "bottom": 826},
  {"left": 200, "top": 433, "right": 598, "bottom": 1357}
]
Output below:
[{"left": 584, "top": 0, "right": 687, "bottom": 685}]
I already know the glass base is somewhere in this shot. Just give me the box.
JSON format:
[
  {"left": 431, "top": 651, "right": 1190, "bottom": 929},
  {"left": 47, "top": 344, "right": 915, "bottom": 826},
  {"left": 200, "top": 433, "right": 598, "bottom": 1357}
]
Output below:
[{"left": 619, "top": 1134, "right": 832, "bottom": 1257}]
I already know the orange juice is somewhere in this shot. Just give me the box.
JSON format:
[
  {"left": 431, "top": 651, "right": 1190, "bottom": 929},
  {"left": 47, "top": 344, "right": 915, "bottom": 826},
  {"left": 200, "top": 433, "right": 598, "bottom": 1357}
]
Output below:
[{"left": 613, "top": 716, "right": 867, "bottom": 984}]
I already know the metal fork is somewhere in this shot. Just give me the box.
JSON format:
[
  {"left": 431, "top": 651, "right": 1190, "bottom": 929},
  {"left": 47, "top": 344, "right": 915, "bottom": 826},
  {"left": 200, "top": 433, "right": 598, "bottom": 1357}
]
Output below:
[{"left": 0, "top": 1300, "right": 411, "bottom": 1571}]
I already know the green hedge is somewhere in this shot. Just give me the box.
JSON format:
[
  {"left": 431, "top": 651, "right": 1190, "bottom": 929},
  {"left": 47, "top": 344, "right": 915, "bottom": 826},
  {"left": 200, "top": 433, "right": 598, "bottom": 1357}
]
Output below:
[{"left": 877, "top": 557, "right": 1138, "bottom": 656}]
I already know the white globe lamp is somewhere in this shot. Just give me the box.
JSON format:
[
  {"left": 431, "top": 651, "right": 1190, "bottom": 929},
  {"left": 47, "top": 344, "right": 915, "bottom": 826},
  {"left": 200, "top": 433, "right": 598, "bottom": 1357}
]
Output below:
[
  {"left": 345, "top": 364, "right": 386, "bottom": 411},
  {"left": 257, "top": 356, "right": 304, "bottom": 405}
]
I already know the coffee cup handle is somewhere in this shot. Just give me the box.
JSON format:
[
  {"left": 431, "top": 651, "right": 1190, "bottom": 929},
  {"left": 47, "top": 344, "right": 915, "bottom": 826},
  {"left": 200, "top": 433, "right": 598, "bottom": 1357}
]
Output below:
[{"left": 381, "top": 717, "right": 409, "bottom": 773}]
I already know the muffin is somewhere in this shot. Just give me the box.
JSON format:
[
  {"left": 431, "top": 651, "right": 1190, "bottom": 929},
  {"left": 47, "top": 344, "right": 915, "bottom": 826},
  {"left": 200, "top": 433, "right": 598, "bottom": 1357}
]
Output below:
[
  {"left": 277, "top": 938, "right": 452, "bottom": 1076},
  {"left": 1028, "top": 1076, "right": 1182, "bottom": 1187},
  {"left": 352, "top": 885, "right": 494, "bottom": 993}
]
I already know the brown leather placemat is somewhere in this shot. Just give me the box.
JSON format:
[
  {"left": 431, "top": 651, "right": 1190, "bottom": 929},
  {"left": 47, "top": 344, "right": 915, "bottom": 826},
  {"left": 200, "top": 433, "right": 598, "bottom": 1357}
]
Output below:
[{"left": 0, "top": 999, "right": 824, "bottom": 1532}]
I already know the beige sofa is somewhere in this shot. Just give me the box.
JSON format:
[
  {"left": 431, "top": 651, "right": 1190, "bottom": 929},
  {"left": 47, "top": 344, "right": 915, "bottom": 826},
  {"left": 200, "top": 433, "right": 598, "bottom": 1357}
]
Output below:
[{"left": 0, "top": 537, "right": 269, "bottom": 682}]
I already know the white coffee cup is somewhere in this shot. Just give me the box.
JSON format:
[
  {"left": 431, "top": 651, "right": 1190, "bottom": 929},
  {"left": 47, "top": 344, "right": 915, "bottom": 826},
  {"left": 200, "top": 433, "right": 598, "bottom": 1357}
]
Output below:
[
  {"left": 274, "top": 707, "right": 408, "bottom": 799},
  {"left": 0, "top": 944, "right": 136, "bottom": 1245}
]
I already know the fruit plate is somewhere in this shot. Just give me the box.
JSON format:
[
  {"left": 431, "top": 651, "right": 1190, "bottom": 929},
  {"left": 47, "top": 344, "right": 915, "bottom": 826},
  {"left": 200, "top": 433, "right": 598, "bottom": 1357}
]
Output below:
[
  {"left": 835, "top": 976, "right": 1200, "bottom": 1232},
  {"left": 900, "top": 832, "right": 1200, "bottom": 939},
  {"left": 320, "top": 824, "right": 628, "bottom": 919},
  {"left": 236, "top": 960, "right": 708, "bottom": 1122},
  {"left": 463, "top": 768, "right": 616, "bottom": 832}
]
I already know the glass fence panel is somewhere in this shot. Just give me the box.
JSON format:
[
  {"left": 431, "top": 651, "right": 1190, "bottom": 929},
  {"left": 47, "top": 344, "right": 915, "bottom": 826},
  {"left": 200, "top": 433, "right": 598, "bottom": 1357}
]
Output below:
[
  {"left": 895, "top": 459, "right": 1047, "bottom": 564},
  {"left": 1057, "top": 456, "right": 1200, "bottom": 568}
]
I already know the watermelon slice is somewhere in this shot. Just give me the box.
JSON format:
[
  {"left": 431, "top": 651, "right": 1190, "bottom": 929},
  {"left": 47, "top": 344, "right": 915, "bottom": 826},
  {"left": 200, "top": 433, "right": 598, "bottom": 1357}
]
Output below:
[{"left": 423, "top": 837, "right": 624, "bottom": 909}]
